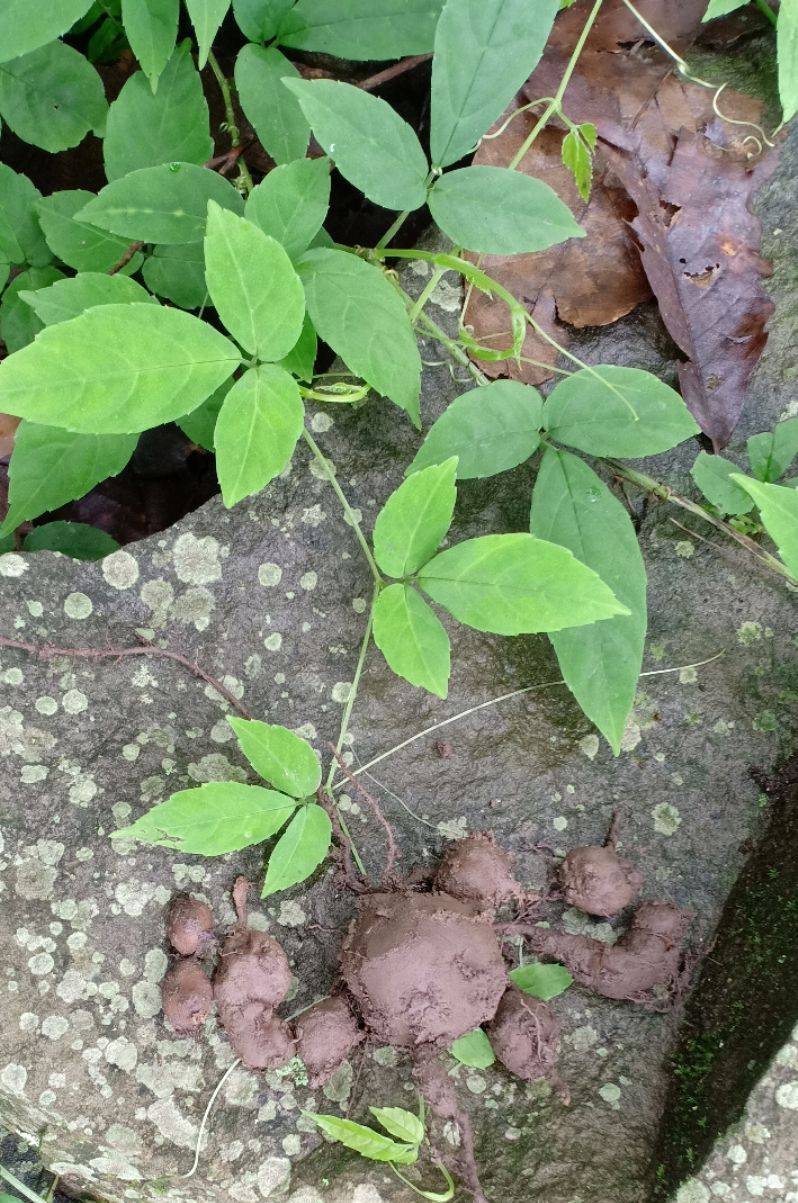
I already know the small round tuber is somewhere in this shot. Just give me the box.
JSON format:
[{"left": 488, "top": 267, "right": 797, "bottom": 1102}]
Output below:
[
  {"left": 214, "top": 927, "right": 292, "bottom": 1012},
  {"left": 434, "top": 832, "right": 523, "bottom": 909},
  {"left": 292, "top": 995, "right": 363, "bottom": 1086},
  {"left": 487, "top": 987, "right": 560, "bottom": 1083},
  {"left": 559, "top": 845, "right": 643, "bottom": 917},
  {"left": 219, "top": 1003, "right": 294, "bottom": 1070},
  {"left": 166, "top": 894, "right": 215, "bottom": 956},
  {"left": 161, "top": 958, "right": 213, "bottom": 1036}
]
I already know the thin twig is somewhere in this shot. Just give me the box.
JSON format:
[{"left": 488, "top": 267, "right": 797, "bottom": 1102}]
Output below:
[
  {"left": 359, "top": 54, "right": 432, "bottom": 92},
  {"left": 330, "top": 745, "right": 399, "bottom": 883},
  {"left": 108, "top": 241, "right": 144, "bottom": 275}
]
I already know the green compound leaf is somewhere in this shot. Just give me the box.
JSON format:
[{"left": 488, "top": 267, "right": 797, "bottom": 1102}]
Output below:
[
  {"left": 112, "top": 782, "right": 297, "bottom": 854},
  {"left": 233, "top": 0, "right": 294, "bottom": 41},
  {"left": 234, "top": 44, "right": 309, "bottom": 165},
  {"left": 36, "top": 190, "right": 144, "bottom": 274},
  {"left": 24, "top": 520, "right": 120, "bottom": 560},
  {"left": 373, "top": 583, "right": 451, "bottom": 699},
  {"left": 278, "top": 314, "right": 317, "bottom": 380},
  {"left": 214, "top": 365, "right": 303, "bottom": 506},
  {"left": 408, "top": 379, "right": 542, "bottom": 479},
  {"left": 0, "top": 40, "right": 107, "bottom": 153},
  {"left": 142, "top": 241, "right": 208, "bottom": 309},
  {"left": 121, "top": 0, "right": 179, "bottom": 91},
  {"left": 0, "top": 2, "right": 94, "bottom": 63},
  {"left": 510, "top": 961, "right": 574, "bottom": 1001},
  {"left": 185, "top": 0, "right": 231, "bottom": 67},
  {"left": 778, "top": 0, "right": 798, "bottom": 122},
  {"left": 0, "top": 164, "right": 53, "bottom": 266},
  {"left": 450, "top": 1028, "right": 495, "bottom": 1069},
  {"left": 418, "top": 532, "right": 629, "bottom": 636},
  {"left": 302, "top": 1112, "right": 418, "bottom": 1164},
  {"left": 103, "top": 41, "right": 212, "bottom": 180},
  {"left": 530, "top": 448, "right": 647, "bottom": 755},
  {"left": 204, "top": 202, "right": 305, "bottom": 360},
  {"left": 732, "top": 475, "right": 798, "bottom": 576},
  {"left": 374, "top": 458, "right": 458, "bottom": 578},
  {"left": 227, "top": 717, "right": 321, "bottom": 798},
  {"left": 429, "top": 166, "right": 583, "bottom": 255},
  {"left": 369, "top": 1108, "right": 425, "bottom": 1147},
  {"left": 0, "top": 304, "right": 241, "bottom": 433},
  {"left": 21, "top": 271, "right": 156, "bottom": 326},
  {"left": 0, "top": 423, "right": 137, "bottom": 536},
  {"left": 544, "top": 366, "right": 700, "bottom": 457},
  {"left": 78, "top": 162, "right": 244, "bottom": 244},
  {"left": 561, "top": 123, "right": 597, "bottom": 202},
  {"left": 690, "top": 451, "right": 754, "bottom": 516},
  {"left": 298, "top": 247, "right": 421, "bottom": 427},
  {"left": 747, "top": 417, "right": 798, "bottom": 483},
  {"left": 0, "top": 266, "right": 64, "bottom": 353},
  {"left": 430, "top": 0, "right": 558, "bottom": 167},
  {"left": 277, "top": 0, "right": 444, "bottom": 59},
  {"left": 262, "top": 803, "right": 332, "bottom": 896},
  {"left": 246, "top": 157, "right": 331, "bottom": 260},
  {"left": 284, "top": 79, "right": 429, "bottom": 211},
  {"left": 178, "top": 381, "right": 231, "bottom": 450}
]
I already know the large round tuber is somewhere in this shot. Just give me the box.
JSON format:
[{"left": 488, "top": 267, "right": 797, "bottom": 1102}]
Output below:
[
  {"left": 293, "top": 995, "right": 363, "bottom": 1086},
  {"left": 487, "top": 987, "right": 560, "bottom": 1082},
  {"left": 214, "top": 927, "right": 292, "bottom": 1011},
  {"left": 434, "top": 832, "right": 522, "bottom": 909},
  {"left": 166, "top": 894, "right": 215, "bottom": 956},
  {"left": 559, "top": 845, "right": 642, "bottom": 917},
  {"left": 162, "top": 958, "right": 213, "bottom": 1036}
]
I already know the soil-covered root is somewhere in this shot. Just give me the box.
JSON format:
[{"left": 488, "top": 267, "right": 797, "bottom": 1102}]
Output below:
[
  {"left": 341, "top": 891, "right": 507, "bottom": 1048},
  {"left": 214, "top": 927, "right": 292, "bottom": 1011},
  {"left": 292, "top": 995, "right": 363, "bottom": 1087},
  {"left": 526, "top": 900, "right": 691, "bottom": 1001},
  {"left": 166, "top": 894, "right": 215, "bottom": 956},
  {"left": 162, "top": 958, "right": 213, "bottom": 1036},
  {"left": 487, "top": 987, "right": 561, "bottom": 1083},
  {"left": 412, "top": 1053, "right": 488, "bottom": 1203},
  {"left": 219, "top": 1003, "right": 294, "bottom": 1070},
  {"left": 558, "top": 845, "right": 643, "bottom": 917},
  {"left": 434, "top": 832, "right": 524, "bottom": 909}
]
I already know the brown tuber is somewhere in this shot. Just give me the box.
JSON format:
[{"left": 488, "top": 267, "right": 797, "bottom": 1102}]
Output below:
[
  {"left": 218, "top": 1003, "right": 294, "bottom": 1070},
  {"left": 559, "top": 844, "right": 643, "bottom": 917},
  {"left": 487, "top": 987, "right": 561, "bottom": 1083},
  {"left": 292, "top": 995, "right": 363, "bottom": 1086},
  {"left": 161, "top": 958, "right": 213, "bottom": 1036},
  {"left": 214, "top": 927, "right": 292, "bottom": 1012},
  {"left": 166, "top": 894, "right": 215, "bottom": 956},
  {"left": 434, "top": 832, "right": 523, "bottom": 909}
]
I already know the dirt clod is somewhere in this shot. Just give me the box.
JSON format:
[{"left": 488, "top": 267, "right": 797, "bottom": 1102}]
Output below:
[
  {"left": 559, "top": 845, "right": 643, "bottom": 916},
  {"left": 219, "top": 1003, "right": 294, "bottom": 1070},
  {"left": 213, "top": 928, "right": 292, "bottom": 1012},
  {"left": 161, "top": 958, "right": 213, "bottom": 1036},
  {"left": 292, "top": 995, "right": 363, "bottom": 1086},
  {"left": 487, "top": 987, "right": 561, "bottom": 1083},
  {"left": 435, "top": 832, "right": 523, "bottom": 909},
  {"left": 166, "top": 894, "right": 215, "bottom": 956}
]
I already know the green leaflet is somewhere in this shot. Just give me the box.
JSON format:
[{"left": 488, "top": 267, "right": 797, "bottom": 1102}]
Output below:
[
  {"left": 747, "top": 417, "right": 798, "bottom": 483},
  {"left": 245, "top": 157, "right": 331, "bottom": 260},
  {"left": 510, "top": 961, "right": 573, "bottom": 1001},
  {"left": 418, "top": 532, "right": 629, "bottom": 636},
  {"left": 78, "top": 162, "right": 244, "bottom": 244},
  {"left": 24, "top": 520, "right": 120, "bottom": 560},
  {"left": 702, "top": 0, "right": 748, "bottom": 19},
  {"left": 103, "top": 42, "right": 212, "bottom": 180},
  {"left": 21, "top": 271, "right": 156, "bottom": 326},
  {"left": 298, "top": 247, "right": 421, "bottom": 427},
  {"left": 213, "top": 365, "right": 303, "bottom": 506},
  {"left": 373, "top": 583, "right": 451, "bottom": 699},
  {"left": 234, "top": 44, "right": 309, "bottom": 165},
  {"left": 227, "top": 717, "right": 321, "bottom": 798},
  {"left": 0, "top": 267, "right": 64, "bottom": 353},
  {"left": 407, "top": 379, "right": 542, "bottom": 478},
  {"left": 284, "top": 79, "right": 429, "bottom": 211},
  {"left": 278, "top": 314, "right": 317, "bottom": 381},
  {"left": 185, "top": 0, "right": 231, "bottom": 67},
  {"left": 778, "top": 0, "right": 798, "bottom": 122},
  {"left": 0, "top": 1, "right": 94, "bottom": 63},
  {"left": 0, "top": 40, "right": 107, "bottom": 153},
  {"left": 0, "top": 423, "right": 137, "bottom": 535},
  {"left": 530, "top": 448, "right": 647, "bottom": 755},
  {"left": 430, "top": 0, "right": 559, "bottom": 167},
  {"left": 142, "top": 241, "right": 207, "bottom": 309},
  {"left": 0, "top": 164, "right": 52, "bottom": 266},
  {"left": 0, "top": 303, "right": 241, "bottom": 433},
  {"left": 544, "top": 366, "right": 700, "bottom": 457},
  {"left": 732, "top": 475, "right": 798, "bottom": 576},
  {"left": 36, "top": 191, "right": 144, "bottom": 274},
  {"left": 368, "top": 1108, "right": 425, "bottom": 1147},
  {"left": 121, "top": 0, "right": 179, "bottom": 91},
  {"left": 262, "top": 803, "right": 332, "bottom": 896},
  {"left": 373, "top": 458, "right": 457, "bottom": 578},
  {"left": 277, "top": 0, "right": 445, "bottom": 59},
  {"left": 690, "top": 451, "right": 754, "bottom": 516},
  {"left": 204, "top": 203, "right": 305, "bottom": 360},
  {"left": 429, "top": 166, "right": 584, "bottom": 254},
  {"left": 450, "top": 1029, "right": 495, "bottom": 1068},
  {"left": 560, "top": 123, "right": 597, "bottom": 202},
  {"left": 112, "top": 782, "right": 297, "bottom": 854},
  {"left": 233, "top": 0, "right": 294, "bottom": 41},
  {"left": 302, "top": 1112, "right": 418, "bottom": 1164},
  {"left": 178, "top": 381, "right": 231, "bottom": 450}
]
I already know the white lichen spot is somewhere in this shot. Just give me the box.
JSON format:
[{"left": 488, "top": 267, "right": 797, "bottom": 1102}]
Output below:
[
  {"left": 310, "top": 412, "right": 333, "bottom": 433},
  {"left": 652, "top": 802, "right": 681, "bottom": 836},
  {"left": 122, "top": 743, "right": 140, "bottom": 762},
  {"left": 567, "top": 1025, "right": 598, "bottom": 1052},
  {"left": 2, "top": 667, "right": 23, "bottom": 685},
  {"left": 726, "top": 1144, "right": 747, "bottom": 1166},
  {"left": 173, "top": 532, "right": 222, "bottom": 585},
  {"left": 282, "top": 1134, "right": 301, "bottom": 1157},
  {"left": 620, "top": 718, "right": 642, "bottom": 753},
  {"left": 299, "top": 571, "right": 318, "bottom": 592},
  {"left": 775, "top": 1079, "right": 798, "bottom": 1109},
  {"left": 106, "top": 1037, "right": 138, "bottom": 1073},
  {"left": 352, "top": 1190, "right": 386, "bottom": 1203},
  {"left": 675, "top": 1183, "right": 710, "bottom": 1203},
  {"left": 0, "top": 554, "right": 27, "bottom": 577},
  {"left": 172, "top": 586, "right": 215, "bottom": 630},
  {"left": 264, "top": 633, "right": 283, "bottom": 652},
  {"left": 552, "top": 816, "right": 568, "bottom": 832},
  {"left": 736, "top": 621, "right": 762, "bottom": 645},
  {"left": 21, "top": 764, "right": 48, "bottom": 784},
  {"left": 0, "top": 1063, "right": 27, "bottom": 1094},
  {"left": 132, "top": 982, "right": 162, "bottom": 1019},
  {"left": 146, "top": 1098, "right": 197, "bottom": 1148},
  {"left": 351, "top": 596, "right": 367, "bottom": 614},
  {"left": 675, "top": 540, "right": 695, "bottom": 559},
  {"left": 579, "top": 734, "right": 599, "bottom": 760},
  {"left": 27, "top": 600, "right": 44, "bottom": 617},
  {"left": 277, "top": 901, "right": 306, "bottom": 928},
  {"left": 188, "top": 753, "right": 247, "bottom": 784},
  {"left": 301, "top": 504, "right": 325, "bottom": 527},
  {"left": 62, "top": 689, "right": 88, "bottom": 715},
  {"left": 258, "top": 563, "right": 282, "bottom": 587},
  {"left": 28, "top": 952, "right": 55, "bottom": 976},
  {"left": 257, "top": 1156, "right": 291, "bottom": 1198},
  {"left": 69, "top": 778, "right": 98, "bottom": 807},
  {"left": 211, "top": 719, "right": 236, "bottom": 743},
  {"left": 42, "top": 1015, "right": 69, "bottom": 1040},
  {"left": 35, "top": 696, "right": 58, "bottom": 716},
  {"left": 331, "top": 681, "right": 351, "bottom": 704},
  {"left": 465, "top": 1073, "right": 487, "bottom": 1094},
  {"left": 598, "top": 1082, "right": 621, "bottom": 1108},
  {"left": 679, "top": 666, "right": 698, "bottom": 685},
  {"left": 64, "top": 592, "right": 93, "bottom": 620},
  {"left": 103, "top": 550, "right": 140, "bottom": 589},
  {"left": 437, "top": 816, "right": 468, "bottom": 840},
  {"left": 144, "top": 949, "right": 168, "bottom": 983},
  {"left": 371, "top": 1046, "right": 398, "bottom": 1068}
]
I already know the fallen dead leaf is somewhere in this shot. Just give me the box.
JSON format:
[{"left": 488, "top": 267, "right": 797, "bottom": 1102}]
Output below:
[
  {"left": 551, "top": 0, "right": 708, "bottom": 55},
  {"left": 0, "top": 413, "right": 19, "bottom": 459}
]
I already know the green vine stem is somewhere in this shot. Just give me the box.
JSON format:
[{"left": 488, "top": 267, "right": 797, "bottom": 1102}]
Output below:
[
  {"left": 752, "top": 0, "right": 778, "bottom": 27},
  {"left": 325, "top": 584, "right": 378, "bottom": 792},
  {"left": 207, "top": 50, "right": 254, "bottom": 195},
  {"left": 301, "top": 428, "right": 384, "bottom": 586}
]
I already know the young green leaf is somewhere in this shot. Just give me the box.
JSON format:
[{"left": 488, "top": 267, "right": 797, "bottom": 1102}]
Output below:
[
  {"left": 690, "top": 451, "right": 754, "bottom": 515},
  {"left": 284, "top": 79, "right": 429, "bottom": 211},
  {"left": 0, "top": 1, "right": 94, "bottom": 63},
  {"left": 302, "top": 1112, "right": 418, "bottom": 1164},
  {"left": 778, "top": 0, "right": 798, "bottom": 123},
  {"left": 121, "top": 0, "right": 179, "bottom": 91},
  {"left": 21, "top": 271, "right": 156, "bottom": 326},
  {"left": 702, "top": 0, "right": 748, "bottom": 19},
  {"left": 530, "top": 448, "right": 647, "bottom": 755},
  {"left": 0, "top": 164, "right": 53, "bottom": 267},
  {"left": 233, "top": 0, "right": 294, "bottom": 41},
  {"left": 418, "top": 532, "right": 629, "bottom": 636},
  {"left": 561, "top": 123, "right": 597, "bottom": 202},
  {"left": 23, "top": 520, "right": 120, "bottom": 560},
  {"left": 78, "top": 162, "right": 245, "bottom": 244},
  {"left": 36, "top": 191, "right": 144, "bottom": 274},
  {"left": 510, "top": 961, "right": 573, "bottom": 1001},
  {"left": 0, "top": 267, "right": 64, "bottom": 353},
  {"left": 408, "top": 380, "right": 541, "bottom": 479},
  {"left": 214, "top": 365, "right": 303, "bottom": 506},
  {"left": 234, "top": 44, "right": 309, "bottom": 165},
  {"left": 298, "top": 247, "right": 421, "bottom": 427},
  {"left": 450, "top": 1028, "right": 495, "bottom": 1069},
  {"left": 227, "top": 717, "right": 321, "bottom": 797},
  {"left": 544, "top": 366, "right": 700, "bottom": 457},
  {"left": 178, "top": 381, "right": 231, "bottom": 450},
  {"left": 0, "top": 423, "right": 137, "bottom": 536},
  {"left": 262, "top": 803, "right": 332, "bottom": 896},
  {"left": 245, "top": 158, "right": 331, "bottom": 260},
  {"left": 731, "top": 475, "right": 798, "bottom": 576},
  {"left": 373, "top": 583, "right": 451, "bottom": 699},
  {"left": 374, "top": 458, "right": 458, "bottom": 578},
  {"left": 0, "top": 304, "right": 241, "bottom": 433},
  {"left": 747, "top": 417, "right": 798, "bottom": 483},
  {"left": 278, "top": 314, "right": 317, "bottom": 381},
  {"left": 430, "top": 0, "right": 559, "bottom": 167},
  {"left": 277, "top": 0, "right": 445, "bottom": 59},
  {"left": 185, "top": 0, "right": 231, "bottom": 67},
  {"left": 369, "top": 1107, "right": 425, "bottom": 1146},
  {"left": 113, "top": 782, "right": 297, "bottom": 853},
  {"left": 142, "top": 241, "right": 208, "bottom": 308},
  {"left": 0, "top": 40, "right": 107, "bottom": 153},
  {"left": 204, "top": 203, "right": 305, "bottom": 360},
  {"left": 429, "top": 166, "right": 583, "bottom": 254},
  {"left": 103, "top": 42, "right": 212, "bottom": 180}
]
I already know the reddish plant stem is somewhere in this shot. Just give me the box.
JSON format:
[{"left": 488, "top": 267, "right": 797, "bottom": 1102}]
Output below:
[
  {"left": 298, "top": 53, "right": 431, "bottom": 93},
  {"left": 108, "top": 241, "right": 144, "bottom": 275},
  {"left": 329, "top": 745, "right": 398, "bottom": 884}
]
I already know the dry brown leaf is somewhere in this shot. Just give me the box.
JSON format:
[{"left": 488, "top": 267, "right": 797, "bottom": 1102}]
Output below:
[
  {"left": 551, "top": 0, "right": 708, "bottom": 55},
  {"left": 0, "top": 413, "right": 19, "bottom": 459}
]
